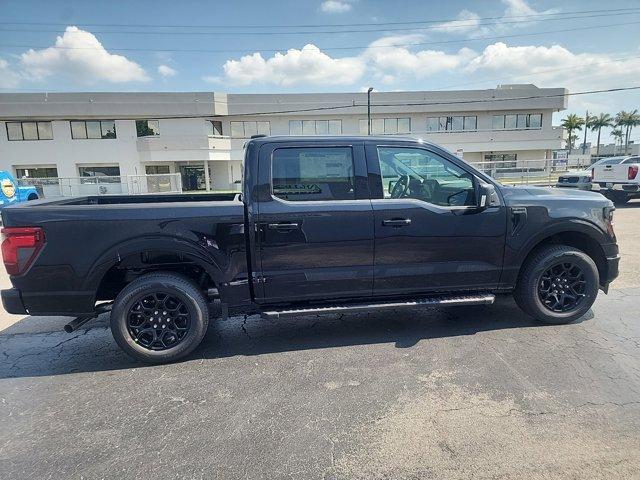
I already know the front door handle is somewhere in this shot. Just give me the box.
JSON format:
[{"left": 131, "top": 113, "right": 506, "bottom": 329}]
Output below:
[
  {"left": 267, "top": 222, "right": 300, "bottom": 231},
  {"left": 382, "top": 218, "right": 412, "bottom": 227}
]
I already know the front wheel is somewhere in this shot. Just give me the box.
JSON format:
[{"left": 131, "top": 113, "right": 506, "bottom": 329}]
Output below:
[
  {"left": 110, "top": 272, "right": 209, "bottom": 363},
  {"left": 514, "top": 245, "right": 599, "bottom": 325}
]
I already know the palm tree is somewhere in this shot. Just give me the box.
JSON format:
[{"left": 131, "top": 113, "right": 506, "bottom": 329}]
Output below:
[
  {"left": 615, "top": 110, "right": 640, "bottom": 154},
  {"left": 611, "top": 128, "right": 623, "bottom": 155},
  {"left": 561, "top": 114, "right": 585, "bottom": 153},
  {"left": 589, "top": 113, "right": 613, "bottom": 157}
]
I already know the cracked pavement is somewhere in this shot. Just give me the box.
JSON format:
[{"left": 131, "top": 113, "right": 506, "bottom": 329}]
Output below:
[{"left": 0, "top": 203, "right": 639, "bottom": 479}]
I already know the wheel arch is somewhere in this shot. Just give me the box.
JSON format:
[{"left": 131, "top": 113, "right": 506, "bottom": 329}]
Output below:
[
  {"left": 85, "top": 236, "right": 225, "bottom": 303},
  {"left": 514, "top": 222, "right": 609, "bottom": 287}
]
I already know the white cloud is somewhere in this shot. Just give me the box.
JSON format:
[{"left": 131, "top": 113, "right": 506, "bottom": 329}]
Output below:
[
  {"left": 20, "top": 26, "right": 149, "bottom": 83},
  {"left": 465, "top": 42, "right": 640, "bottom": 113},
  {"left": 363, "top": 35, "right": 476, "bottom": 83},
  {"left": 0, "top": 58, "right": 20, "bottom": 88},
  {"left": 434, "top": 0, "right": 557, "bottom": 37},
  {"left": 217, "top": 44, "right": 365, "bottom": 86},
  {"left": 158, "top": 64, "right": 177, "bottom": 77},
  {"left": 432, "top": 10, "right": 481, "bottom": 35},
  {"left": 465, "top": 42, "right": 640, "bottom": 88},
  {"left": 320, "top": 0, "right": 353, "bottom": 13}
]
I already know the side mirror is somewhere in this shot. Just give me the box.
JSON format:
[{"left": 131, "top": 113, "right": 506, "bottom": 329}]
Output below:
[{"left": 476, "top": 182, "right": 499, "bottom": 210}]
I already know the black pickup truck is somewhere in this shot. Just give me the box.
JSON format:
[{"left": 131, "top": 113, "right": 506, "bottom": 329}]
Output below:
[{"left": 1, "top": 136, "right": 620, "bottom": 363}]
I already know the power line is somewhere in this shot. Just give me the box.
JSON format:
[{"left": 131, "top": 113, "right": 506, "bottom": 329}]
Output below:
[
  {"left": 1, "top": 20, "right": 639, "bottom": 55},
  {"left": 1, "top": 11, "right": 637, "bottom": 36},
  {"left": 0, "top": 7, "right": 637, "bottom": 29},
  {"left": 1, "top": 86, "right": 636, "bottom": 120}
]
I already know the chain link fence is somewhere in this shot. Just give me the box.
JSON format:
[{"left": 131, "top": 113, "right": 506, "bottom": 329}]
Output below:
[{"left": 17, "top": 173, "right": 183, "bottom": 198}]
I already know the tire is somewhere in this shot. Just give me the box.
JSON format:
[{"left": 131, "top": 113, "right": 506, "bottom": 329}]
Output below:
[
  {"left": 27, "top": 193, "right": 38, "bottom": 201},
  {"left": 613, "top": 192, "right": 630, "bottom": 206},
  {"left": 110, "top": 272, "right": 209, "bottom": 363},
  {"left": 514, "top": 245, "right": 599, "bottom": 325}
]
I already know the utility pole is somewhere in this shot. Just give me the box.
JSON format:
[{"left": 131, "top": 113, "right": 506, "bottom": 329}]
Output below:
[
  {"left": 367, "top": 87, "right": 374, "bottom": 135},
  {"left": 582, "top": 110, "right": 589, "bottom": 155}
]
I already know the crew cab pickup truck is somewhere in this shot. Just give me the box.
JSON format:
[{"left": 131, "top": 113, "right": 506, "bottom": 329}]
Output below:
[
  {"left": 591, "top": 155, "right": 640, "bottom": 205},
  {"left": 1, "top": 136, "right": 620, "bottom": 363}
]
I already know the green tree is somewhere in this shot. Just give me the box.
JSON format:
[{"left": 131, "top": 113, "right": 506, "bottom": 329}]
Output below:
[
  {"left": 588, "top": 113, "right": 613, "bottom": 158},
  {"left": 561, "top": 114, "right": 585, "bottom": 153},
  {"left": 610, "top": 128, "right": 623, "bottom": 155},
  {"left": 615, "top": 110, "right": 640, "bottom": 154}
]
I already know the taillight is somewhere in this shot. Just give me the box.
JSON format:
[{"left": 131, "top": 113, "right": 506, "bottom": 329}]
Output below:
[
  {"left": 1, "top": 227, "right": 45, "bottom": 276},
  {"left": 628, "top": 165, "right": 638, "bottom": 180},
  {"left": 591, "top": 168, "right": 594, "bottom": 181}
]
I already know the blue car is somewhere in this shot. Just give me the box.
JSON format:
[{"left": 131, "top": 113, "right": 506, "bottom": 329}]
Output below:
[{"left": 0, "top": 171, "right": 39, "bottom": 208}]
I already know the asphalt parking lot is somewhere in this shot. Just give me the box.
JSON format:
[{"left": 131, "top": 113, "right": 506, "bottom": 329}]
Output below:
[{"left": 1, "top": 202, "right": 639, "bottom": 479}]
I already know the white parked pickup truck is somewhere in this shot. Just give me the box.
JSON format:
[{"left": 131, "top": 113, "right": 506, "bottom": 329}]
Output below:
[{"left": 592, "top": 155, "right": 640, "bottom": 205}]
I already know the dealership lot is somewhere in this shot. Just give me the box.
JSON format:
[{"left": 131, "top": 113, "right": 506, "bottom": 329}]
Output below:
[{"left": 1, "top": 202, "right": 639, "bottom": 479}]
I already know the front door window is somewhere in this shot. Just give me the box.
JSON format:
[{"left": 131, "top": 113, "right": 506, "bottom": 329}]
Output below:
[{"left": 377, "top": 147, "right": 475, "bottom": 207}]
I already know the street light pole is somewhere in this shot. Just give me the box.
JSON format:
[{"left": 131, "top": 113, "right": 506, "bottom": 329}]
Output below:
[{"left": 367, "top": 87, "right": 374, "bottom": 135}]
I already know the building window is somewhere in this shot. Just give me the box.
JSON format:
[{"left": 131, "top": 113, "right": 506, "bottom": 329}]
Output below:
[
  {"left": 71, "top": 120, "right": 116, "bottom": 139},
  {"left": 289, "top": 119, "right": 342, "bottom": 135},
  {"left": 272, "top": 147, "right": 355, "bottom": 201},
  {"left": 492, "top": 113, "right": 542, "bottom": 130},
  {"left": 426, "top": 117, "right": 439, "bottom": 132},
  {"left": 207, "top": 120, "right": 223, "bottom": 136},
  {"left": 15, "top": 166, "right": 58, "bottom": 178},
  {"left": 6, "top": 121, "right": 53, "bottom": 141},
  {"left": 464, "top": 116, "right": 477, "bottom": 130},
  {"left": 229, "top": 121, "right": 270, "bottom": 138},
  {"left": 426, "top": 116, "right": 477, "bottom": 132},
  {"left": 483, "top": 154, "right": 517, "bottom": 169},
  {"left": 136, "top": 120, "right": 159, "bottom": 137},
  {"left": 145, "top": 165, "right": 170, "bottom": 174},
  {"left": 78, "top": 165, "right": 121, "bottom": 183},
  {"left": 359, "top": 117, "right": 411, "bottom": 134}
]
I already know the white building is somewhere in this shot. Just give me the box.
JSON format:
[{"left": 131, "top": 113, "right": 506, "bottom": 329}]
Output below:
[{"left": 0, "top": 84, "right": 567, "bottom": 194}]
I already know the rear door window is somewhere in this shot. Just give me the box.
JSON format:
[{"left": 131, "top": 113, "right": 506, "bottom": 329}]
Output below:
[{"left": 272, "top": 147, "right": 355, "bottom": 201}]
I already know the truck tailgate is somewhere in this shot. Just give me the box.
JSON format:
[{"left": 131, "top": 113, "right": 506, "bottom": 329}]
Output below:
[{"left": 593, "top": 164, "right": 626, "bottom": 183}]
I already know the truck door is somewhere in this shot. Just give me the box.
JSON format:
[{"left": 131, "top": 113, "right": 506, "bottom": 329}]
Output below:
[
  {"left": 255, "top": 141, "right": 374, "bottom": 303},
  {"left": 365, "top": 142, "right": 506, "bottom": 296}
]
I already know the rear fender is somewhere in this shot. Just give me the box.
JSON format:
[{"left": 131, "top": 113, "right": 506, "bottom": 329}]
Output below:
[{"left": 84, "top": 235, "right": 225, "bottom": 294}]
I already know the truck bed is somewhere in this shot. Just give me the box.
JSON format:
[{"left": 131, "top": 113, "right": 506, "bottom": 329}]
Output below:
[
  {"left": 0, "top": 193, "right": 249, "bottom": 316},
  {"left": 6, "top": 192, "right": 239, "bottom": 208}
]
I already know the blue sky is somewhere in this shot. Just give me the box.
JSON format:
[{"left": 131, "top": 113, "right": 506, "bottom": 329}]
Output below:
[{"left": 1, "top": 0, "right": 639, "bottom": 141}]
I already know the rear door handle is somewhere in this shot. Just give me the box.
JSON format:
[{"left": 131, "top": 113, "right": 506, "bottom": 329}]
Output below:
[
  {"left": 382, "top": 218, "right": 412, "bottom": 227},
  {"left": 267, "top": 222, "right": 300, "bottom": 231}
]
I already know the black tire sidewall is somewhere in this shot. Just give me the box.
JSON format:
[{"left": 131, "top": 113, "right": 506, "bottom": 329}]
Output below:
[
  {"left": 111, "top": 274, "right": 209, "bottom": 363},
  {"left": 518, "top": 248, "right": 599, "bottom": 324}
]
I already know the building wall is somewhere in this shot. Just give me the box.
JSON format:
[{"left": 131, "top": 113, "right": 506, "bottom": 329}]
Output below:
[{"left": 0, "top": 86, "right": 567, "bottom": 193}]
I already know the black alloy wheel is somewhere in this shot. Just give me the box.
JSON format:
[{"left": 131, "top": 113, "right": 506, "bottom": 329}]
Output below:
[
  {"left": 111, "top": 272, "right": 210, "bottom": 363},
  {"left": 537, "top": 262, "right": 586, "bottom": 313},
  {"left": 514, "top": 245, "right": 599, "bottom": 325},
  {"left": 127, "top": 292, "right": 192, "bottom": 351}
]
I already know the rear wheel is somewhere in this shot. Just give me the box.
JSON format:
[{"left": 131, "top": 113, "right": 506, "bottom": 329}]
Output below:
[
  {"left": 514, "top": 245, "right": 599, "bottom": 325},
  {"left": 110, "top": 272, "right": 209, "bottom": 363}
]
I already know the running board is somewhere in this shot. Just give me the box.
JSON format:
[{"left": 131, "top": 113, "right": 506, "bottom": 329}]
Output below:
[{"left": 261, "top": 293, "right": 495, "bottom": 320}]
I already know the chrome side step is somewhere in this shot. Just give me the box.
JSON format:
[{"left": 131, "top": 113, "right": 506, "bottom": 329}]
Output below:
[{"left": 261, "top": 293, "right": 495, "bottom": 320}]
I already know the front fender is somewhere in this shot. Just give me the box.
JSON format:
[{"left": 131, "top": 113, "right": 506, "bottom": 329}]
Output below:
[{"left": 501, "top": 215, "right": 612, "bottom": 288}]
